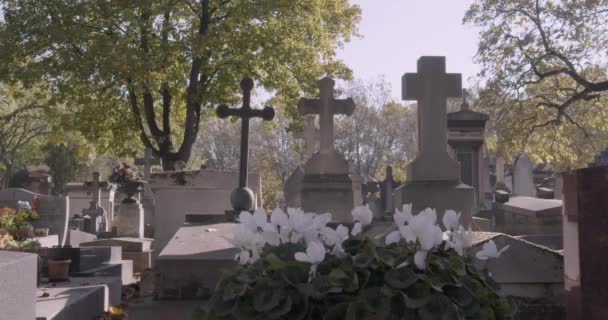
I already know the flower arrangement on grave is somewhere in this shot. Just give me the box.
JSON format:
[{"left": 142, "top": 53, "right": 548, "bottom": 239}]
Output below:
[
  {"left": 108, "top": 163, "right": 144, "bottom": 202},
  {"left": 0, "top": 200, "right": 40, "bottom": 240},
  {"left": 195, "top": 205, "right": 512, "bottom": 320}
]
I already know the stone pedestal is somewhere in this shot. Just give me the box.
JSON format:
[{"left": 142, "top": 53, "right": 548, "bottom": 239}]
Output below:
[
  {"left": 301, "top": 174, "right": 354, "bottom": 223},
  {"left": 0, "top": 251, "right": 37, "bottom": 320},
  {"left": 115, "top": 202, "right": 144, "bottom": 238},
  {"left": 395, "top": 181, "right": 474, "bottom": 227}
]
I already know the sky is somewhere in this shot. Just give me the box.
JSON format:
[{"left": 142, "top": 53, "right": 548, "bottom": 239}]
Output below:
[{"left": 338, "top": 0, "right": 481, "bottom": 100}]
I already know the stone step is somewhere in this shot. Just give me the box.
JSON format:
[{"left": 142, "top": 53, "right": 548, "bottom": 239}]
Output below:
[{"left": 75, "top": 260, "right": 134, "bottom": 285}]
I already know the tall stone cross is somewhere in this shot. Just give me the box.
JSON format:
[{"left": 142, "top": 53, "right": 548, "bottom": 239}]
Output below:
[
  {"left": 298, "top": 77, "right": 355, "bottom": 174},
  {"left": 217, "top": 78, "right": 275, "bottom": 211},
  {"left": 403, "top": 56, "right": 462, "bottom": 181},
  {"left": 135, "top": 148, "right": 160, "bottom": 180},
  {"left": 294, "top": 116, "right": 320, "bottom": 160}
]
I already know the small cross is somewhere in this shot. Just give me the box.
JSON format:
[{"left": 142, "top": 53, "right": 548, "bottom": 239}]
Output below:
[
  {"left": 461, "top": 89, "right": 470, "bottom": 111},
  {"left": 298, "top": 77, "right": 355, "bottom": 155},
  {"left": 403, "top": 56, "right": 462, "bottom": 157},
  {"left": 293, "top": 116, "right": 320, "bottom": 160},
  {"left": 216, "top": 77, "right": 275, "bottom": 211},
  {"left": 135, "top": 148, "right": 161, "bottom": 180}
]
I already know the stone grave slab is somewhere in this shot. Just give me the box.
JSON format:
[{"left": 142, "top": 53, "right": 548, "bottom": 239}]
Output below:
[
  {"left": 394, "top": 56, "right": 474, "bottom": 227},
  {"left": 36, "top": 276, "right": 122, "bottom": 320},
  {"left": 494, "top": 196, "right": 563, "bottom": 235},
  {"left": 35, "top": 234, "right": 60, "bottom": 248},
  {"left": 66, "top": 228, "right": 98, "bottom": 247},
  {"left": 0, "top": 251, "right": 37, "bottom": 320},
  {"left": 81, "top": 237, "right": 154, "bottom": 273},
  {"left": 156, "top": 222, "right": 239, "bottom": 299},
  {"left": 513, "top": 153, "right": 536, "bottom": 197}
]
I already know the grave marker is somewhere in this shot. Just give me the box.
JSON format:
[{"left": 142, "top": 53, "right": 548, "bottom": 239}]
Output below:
[
  {"left": 81, "top": 172, "right": 108, "bottom": 233},
  {"left": 216, "top": 77, "right": 275, "bottom": 212},
  {"left": 513, "top": 153, "right": 536, "bottom": 197},
  {"left": 294, "top": 115, "right": 320, "bottom": 160},
  {"left": 135, "top": 148, "right": 161, "bottom": 180}
]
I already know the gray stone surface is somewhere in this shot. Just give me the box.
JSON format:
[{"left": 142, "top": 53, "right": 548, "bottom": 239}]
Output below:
[
  {"left": 149, "top": 170, "right": 262, "bottom": 258},
  {"left": 494, "top": 196, "right": 563, "bottom": 235},
  {"left": 395, "top": 57, "right": 475, "bottom": 227},
  {"left": 116, "top": 202, "right": 144, "bottom": 238},
  {"left": 67, "top": 228, "right": 98, "bottom": 247},
  {"left": 36, "top": 276, "right": 122, "bottom": 320},
  {"left": 301, "top": 174, "right": 354, "bottom": 223},
  {"left": 284, "top": 165, "right": 305, "bottom": 208},
  {"left": 472, "top": 233, "right": 564, "bottom": 299},
  {"left": 0, "top": 251, "right": 37, "bottom": 320},
  {"left": 35, "top": 234, "right": 60, "bottom": 248},
  {"left": 156, "top": 222, "right": 239, "bottom": 299},
  {"left": 513, "top": 153, "right": 536, "bottom": 197},
  {"left": 0, "top": 188, "right": 70, "bottom": 246},
  {"left": 81, "top": 238, "right": 153, "bottom": 273}
]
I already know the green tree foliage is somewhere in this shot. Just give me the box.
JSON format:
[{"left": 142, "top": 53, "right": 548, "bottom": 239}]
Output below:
[
  {"left": 0, "top": 0, "right": 361, "bottom": 170},
  {"left": 464, "top": 0, "right": 608, "bottom": 169},
  {"left": 42, "top": 143, "right": 86, "bottom": 195},
  {"left": 0, "top": 83, "right": 49, "bottom": 187}
]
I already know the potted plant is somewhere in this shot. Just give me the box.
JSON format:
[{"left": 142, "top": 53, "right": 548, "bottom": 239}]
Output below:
[
  {"left": 195, "top": 205, "right": 512, "bottom": 320},
  {"left": 108, "top": 163, "right": 145, "bottom": 203},
  {"left": 0, "top": 201, "right": 39, "bottom": 241},
  {"left": 48, "top": 257, "right": 72, "bottom": 282}
]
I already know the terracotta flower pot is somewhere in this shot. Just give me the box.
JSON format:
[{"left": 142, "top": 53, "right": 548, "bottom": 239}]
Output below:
[
  {"left": 48, "top": 258, "right": 71, "bottom": 282},
  {"left": 119, "top": 181, "right": 144, "bottom": 203}
]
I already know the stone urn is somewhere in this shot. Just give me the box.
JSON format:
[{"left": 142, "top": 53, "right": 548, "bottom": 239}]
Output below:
[{"left": 119, "top": 181, "right": 145, "bottom": 203}]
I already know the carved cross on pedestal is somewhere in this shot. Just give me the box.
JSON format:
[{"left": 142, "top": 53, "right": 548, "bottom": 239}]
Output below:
[
  {"left": 402, "top": 56, "right": 462, "bottom": 181},
  {"left": 294, "top": 116, "right": 320, "bottom": 160},
  {"left": 135, "top": 148, "right": 160, "bottom": 180},
  {"left": 82, "top": 172, "right": 109, "bottom": 233},
  {"left": 298, "top": 77, "right": 355, "bottom": 156},
  {"left": 382, "top": 165, "right": 395, "bottom": 215},
  {"left": 216, "top": 78, "right": 275, "bottom": 211}
]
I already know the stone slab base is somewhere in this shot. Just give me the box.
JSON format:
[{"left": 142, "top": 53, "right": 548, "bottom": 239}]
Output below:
[
  {"left": 156, "top": 223, "right": 239, "bottom": 299},
  {"left": 36, "top": 276, "right": 121, "bottom": 320},
  {"left": 301, "top": 174, "right": 354, "bottom": 223},
  {"left": 124, "top": 250, "right": 153, "bottom": 273},
  {"left": 395, "top": 180, "right": 474, "bottom": 227},
  {"left": 0, "top": 251, "right": 37, "bottom": 320}
]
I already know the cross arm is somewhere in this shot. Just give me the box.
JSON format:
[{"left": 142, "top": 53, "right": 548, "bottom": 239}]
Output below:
[{"left": 333, "top": 98, "right": 355, "bottom": 116}]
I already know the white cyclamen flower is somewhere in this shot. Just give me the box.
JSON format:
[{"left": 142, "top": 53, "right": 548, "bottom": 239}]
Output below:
[
  {"left": 330, "top": 225, "right": 350, "bottom": 257},
  {"left": 295, "top": 240, "right": 326, "bottom": 264},
  {"left": 406, "top": 208, "right": 444, "bottom": 270},
  {"left": 446, "top": 226, "right": 473, "bottom": 256},
  {"left": 476, "top": 240, "right": 510, "bottom": 260},
  {"left": 229, "top": 224, "right": 263, "bottom": 264},
  {"left": 352, "top": 205, "right": 373, "bottom": 226},
  {"left": 351, "top": 222, "right": 362, "bottom": 236},
  {"left": 394, "top": 204, "right": 413, "bottom": 226},
  {"left": 238, "top": 208, "right": 268, "bottom": 232},
  {"left": 442, "top": 210, "right": 461, "bottom": 231}
]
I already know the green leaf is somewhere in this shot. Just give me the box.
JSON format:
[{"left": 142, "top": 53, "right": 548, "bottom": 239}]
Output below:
[
  {"left": 222, "top": 280, "right": 247, "bottom": 302},
  {"left": 385, "top": 267, "right": 417, "bottom": 289},
  {"left": 324, "top": 303, "right": 349, "bottom": 320},
  {"left": 444, "top": 285, "right": 474, "bottom": 307},
  {"left": 402, "top": 281, "right": 431, "bottom": 309},
  {"left": 252, "top": 285, "right": 282, "bottom": 312},
  {"left": 346, "top": 301, "right": 368, "bottom": 320}
]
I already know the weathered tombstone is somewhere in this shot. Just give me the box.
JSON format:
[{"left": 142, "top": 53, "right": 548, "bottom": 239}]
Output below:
[
  {"left": 81, "top": 172, "right": 108, "bottom": 233},
  {"left": 0, "top": 251, "right": 37, "bottom": 320},
  {"left": 298, "top": 77, "right": 356, "bottom": 222},
  {"left": 447, "top": 89, "right": 490, "bottom": 210},
  {"left": 135, "top": 148, "right": 160, "bottom": 234},
  {"left": 115, "top": 183, "right": 145, "bottom": 238},
  {"left": 380, "top": 165, "right": 400, "bottom": 216},
  {"left": 513, "top": 152, "right": 536, "bottom": 197},
  {"left": 394, "top": 56, "right": 474, "bottom": 226},
  {"left": 294, "top": 115, "right": 320, "bottom": 160},
  {"left": 284, "top": 116, "right": 320, "bottom": 208},
  {"left": 216, "top": 77, "right": 275, "bottom": 213},
  {"left": 562, "top": 166, "right": 608, "bottom": 320},
  {"left": 0, "top": 188, "right": 70, "bottom": 246}
]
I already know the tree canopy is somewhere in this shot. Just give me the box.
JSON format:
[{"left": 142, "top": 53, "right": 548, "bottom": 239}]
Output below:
[
  {"left": 464, "top": 0, "right": 608, "bottom": 169},
  {"left": 0, "top": 0, "right": 361, "bottom": 169}
]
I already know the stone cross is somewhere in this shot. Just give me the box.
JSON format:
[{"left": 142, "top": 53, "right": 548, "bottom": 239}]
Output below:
[
  {"left": 294, "top": 116, "right": 320, "bottom": 160},
  {"left": 135, "top": 148, "right": 160, "bottom": 180},
  {"left": 216, "top": 78, "right": 275, "bottom": 211},
  {"left": 82, "top": 172, "right": 108, "bottom": 232},
  {"left": 402, "top": 56, "right": 462, "bottom": 181},
  {"left": 298, "top": 77, "right": 355, "bottom": 156}
]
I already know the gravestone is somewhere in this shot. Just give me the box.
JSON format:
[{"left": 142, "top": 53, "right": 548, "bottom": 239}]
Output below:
[
  {"left": 81, "top": 172, "right": 108, "bottom": 233},
  {"left": 380, "top": 165, "right": 400, "bottom": 216},
  {"left": 0, "top": 251, "right": 37, "bottom": 320},
  {"left": 0, "top": 188, "right": 70, "bottom": 246},
  {"left": 513, "top": 153, "right": 536, "bottom": 196},
  {"left": 298, "top": 77, "right": 356, "bottom": 222},
  {"left": 394, "top": 56, "right": 474, "bottom": 226},
  {"left": 135, "top": 148, "right": 160, "bottom": 231},
  {"left": 562, "top": 166, "right": 608, "bottom": 320},
  {"left": 115, "top": 186, "right": 145, "bottom": 238},
  {"left": 216, "top": 77, "right": 275, "bottom": 213},
  {"left": 284, "top": 116, "right": 320, "bottom": 207}
]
